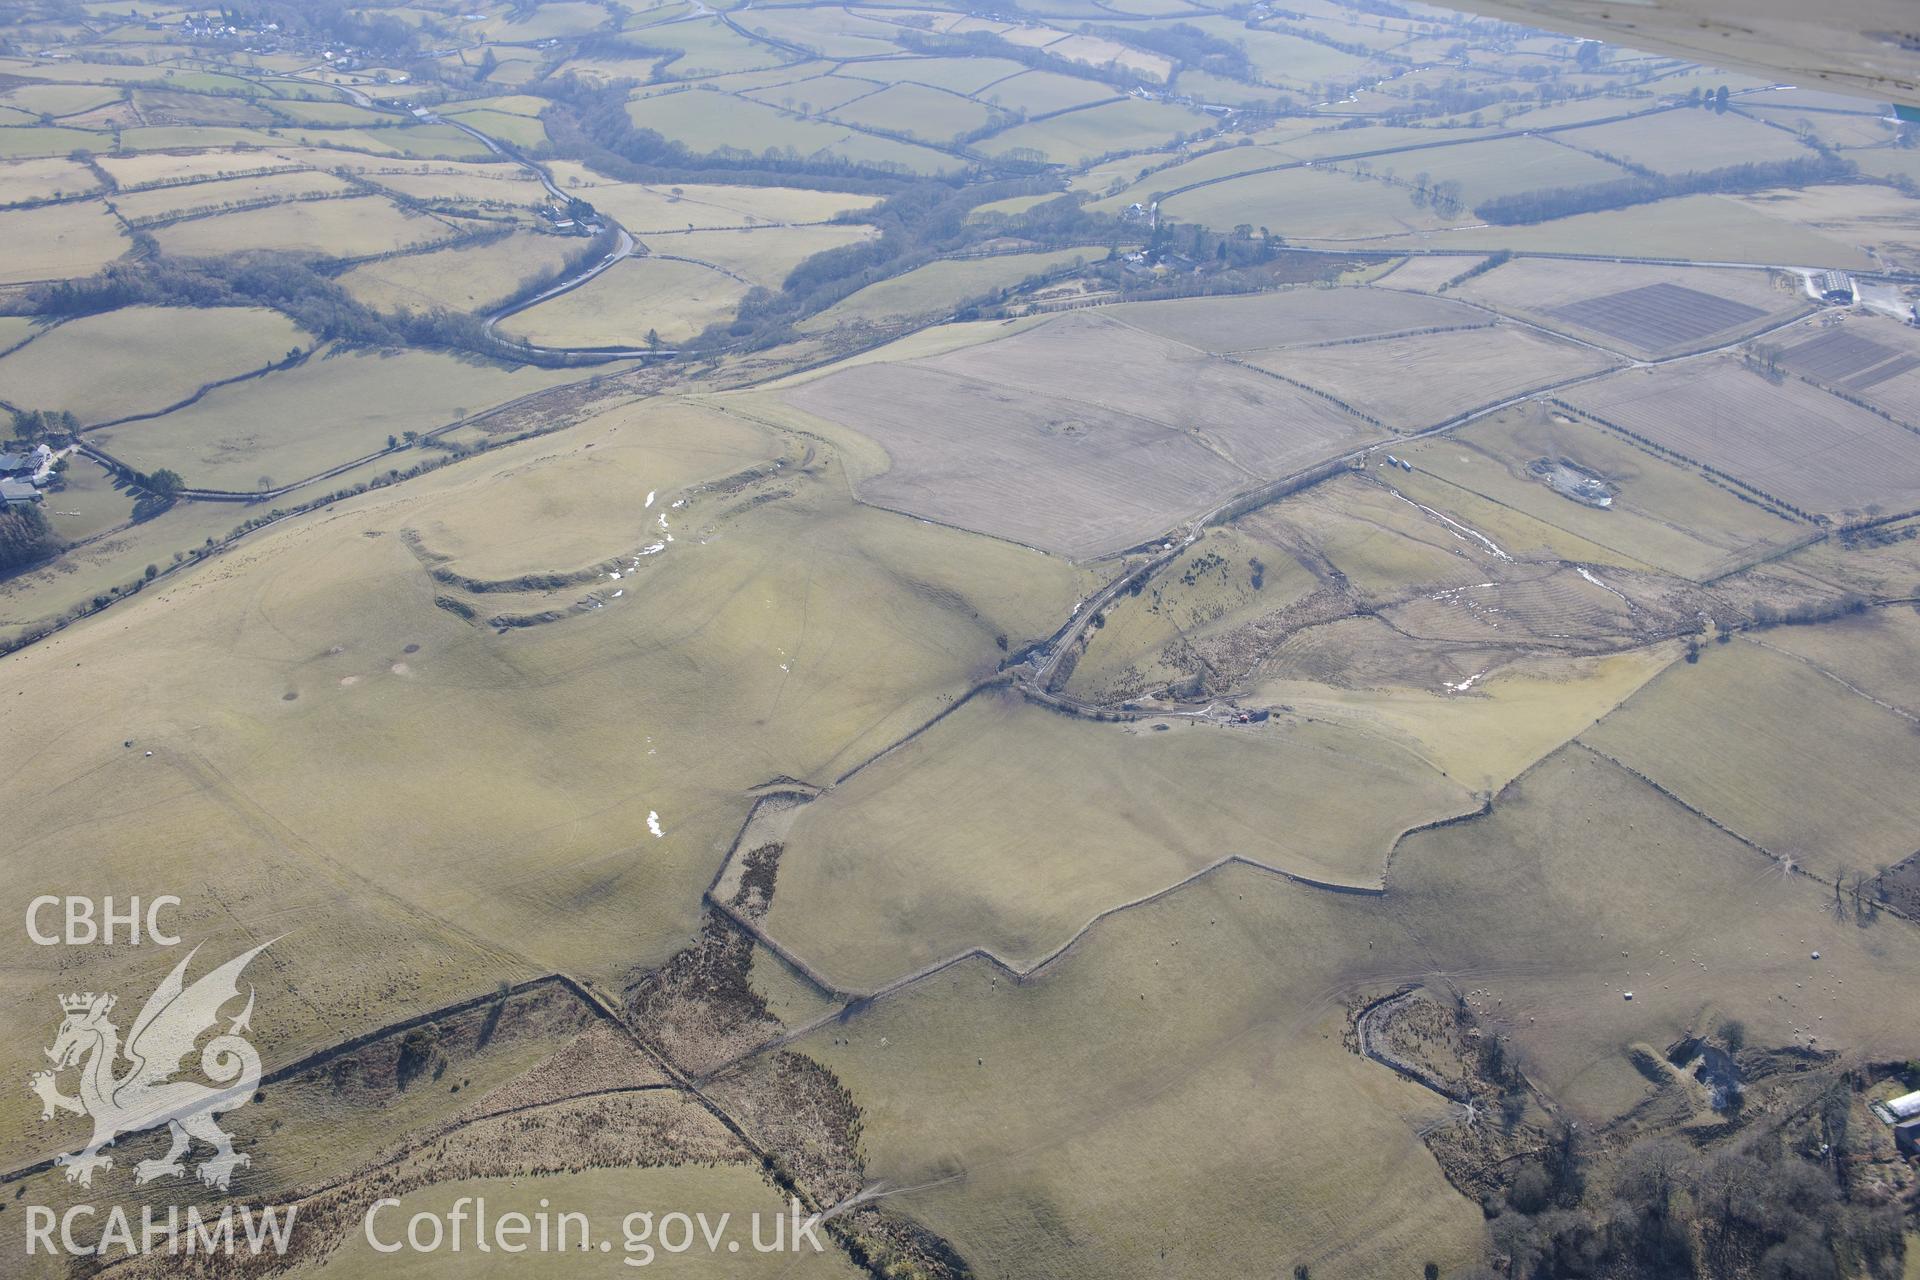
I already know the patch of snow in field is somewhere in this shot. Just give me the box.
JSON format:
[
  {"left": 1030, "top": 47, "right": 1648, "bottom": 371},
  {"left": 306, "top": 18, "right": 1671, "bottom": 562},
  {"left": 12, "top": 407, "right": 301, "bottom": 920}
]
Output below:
[
  {"left": 609, "top": 570, "right": 621, "bottom": 579},
  {"left": 647, "top": 810, "right": 663, "bottom": 838},
  {"left": 645, "top": 490, "right": 656, "bottom": 508},
  {"left": 1443, "top": 670, "right": 1488, "bottom": 692},
  {"left": 1387, "top": 488, "right": 1512, "bottom": 560},
  {"left": 611, "top": 589, "right": 623, "bottom": 598},
  {"left": 1576, "top": 566, "right": 1632, "bottom": 606},
  {"left": 639, "top": 542, "right": 666, "bottom": 556},
  {"left": 657, "top": 512, "right": 669, "bottom": 530}
]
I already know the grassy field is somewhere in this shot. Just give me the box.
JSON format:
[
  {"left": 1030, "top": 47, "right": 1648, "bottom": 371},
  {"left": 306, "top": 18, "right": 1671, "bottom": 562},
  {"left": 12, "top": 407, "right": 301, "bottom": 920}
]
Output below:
[
  {"left": 5, "top": 12, "right": 1920, "bottom": 1277},
  {"left": 1582, "top": 639, "right": 1920, "bottom": 880},
  {"left": 1397, "top": 405, "right": 1809, "bottom": 579},
  {"left": 351, "top": 162, "right": 545, "bottom": 207},
  {"left": 339, "top": 232, "right": 583, "bottom": 316},
  {"left": 768, "top": 861, "right": 1486, "bottom": 1280},
  {"left": 1163, "top": 163, "right": 1467, "bottom": 237},
  {"left": 152, "top": 194, "right": 462, "bottom": 259},
  {"left": 778, "top": 310, "right": 1376, "bottom": 558},
  {"left": 1243, "top": 323, "right": 1619, "bottom": 432},
  {"left": 984, "top": 98, "right": 1214, "bottom": 165},
  {"left": 1386, "top": 133, "right": 1632, "bottom": 201},
  {"left": 35, "top": 451, "right": 135, "bottom": 545},
  {"left": 500, "top": 256, "right": 750, "bottom": 346},
  {"left": 977, "top": 68, "right": 1119, "bottom": 116},
  {"left": 624, "top": 88, "right": 959, "bottom": 174},
  {"left": 94, "top": 146, "right": 308, "bottom": 185},
  {"left": 1451, "top": 258, "right": 1805, "bottom": 356},
  {"left": 0, "top": 200, "right": 127, "bottom": 282},
  {"left": 1751, "top": 606, "right": 1920, "bottom": 717},
  {"left": 1250, "top": 644, "right": 1682, "bottom": 793},
  {"left": 1722, "top": 184, "right": 1920, "bottom": 274},
  {"left": 443, "top": 105, "right": 549, "bottom": 149},
  {"left": 0, "top": 305, "right": 310, "bottom": 424},
  {"left": 406, "top": 401, "right": 771, "bottom": 581},
  {"left": 828, "top": 80, "right": 999, "bottom": 141},
  {"left": 1558, "top": 108, "right": 1818, "bottom": 173},
  {"left": 0, "top": 477, "right": 252, "bottom": 640},
  {"left": 1084, "top": 140, "right": 1297, "bottom": 210},
  {"left": 1322, "top": 193, "right": 1877, "bottom": 268},
  {"left": 1113, "top": 285, "right": 1474, "bottom": 352},
  {"left": 0, "top": 154, "right": 103, "bottom": 203},
  {"left": 91, "top": 345, "right": 596, "bottom": 492},
  {"left": 763, "top": 689, "right": 1469, "bottom": 989},
  {"left": 561, "top": 179, "right": 879, "bottom": 233},
  {"left": 111, "top": 168, "right": 360, "bottom": 224},
  {"left": 636, "top": 223, "right": 876, "bottom": 289},
  {"left": 0, "top": 406, "right": 1090, "bottom": 1153},
  {"left": 1374, "top": 253, "right": 1488, "bottom": 292},
  {"left": 801, "top": 247, "right": 1098, "bottom": 329},
  {"left": 1564, "top": 357, "right": 1920, "bottom": 518},
  {"left": 1391, "top": 742, "right": 1920, "bottom": 1119}
]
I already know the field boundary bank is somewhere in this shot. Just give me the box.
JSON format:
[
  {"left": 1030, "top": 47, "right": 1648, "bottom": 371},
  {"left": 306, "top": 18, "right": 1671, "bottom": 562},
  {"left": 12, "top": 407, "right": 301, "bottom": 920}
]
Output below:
[
  {"left": 9, "top": 963, "right": 864, "bottom": 1272},
  {"left": 3, "top": 367, "right": 646, "bottom": 656},
  {"left": 708, "top": 847, "right": 1388, "bottom": 1019},
  {"left": 83, "top": 359, "right": 637, "bottom": 503},
  {"left": 722, "top": 851, "right": 1405, "bottom": 1081},
  {"left": 1571, "top": 739, "right": 1918, "bottom": 929},
  {"left": 76, "top": 343, "right": 318, "bottom": 435},
  {"left": 0, "top": 973, "right": 601, "bottom": 1186},
  {"left": 1150, "top": 102, "right": 1684, "bottom": 204},
  {"left": 1744, "top": 632, "right": 1920, "bottom": 725}
]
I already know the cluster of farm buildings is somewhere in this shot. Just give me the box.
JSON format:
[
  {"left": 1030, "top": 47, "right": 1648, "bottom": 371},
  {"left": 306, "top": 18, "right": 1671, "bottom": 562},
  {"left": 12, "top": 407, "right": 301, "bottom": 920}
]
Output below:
[
  {"left": 1873, "top": 1089, "right": 1920, "bottom": 1156},
  {"left": 0, "top": 444, "right": 54, "bottom": 507}
]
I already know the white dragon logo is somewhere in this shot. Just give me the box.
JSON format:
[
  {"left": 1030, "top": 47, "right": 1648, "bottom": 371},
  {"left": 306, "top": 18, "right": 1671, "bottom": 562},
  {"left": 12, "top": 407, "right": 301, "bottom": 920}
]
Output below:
[{"left": 28, "top": 942, "right": 271, "bottom": 1191}]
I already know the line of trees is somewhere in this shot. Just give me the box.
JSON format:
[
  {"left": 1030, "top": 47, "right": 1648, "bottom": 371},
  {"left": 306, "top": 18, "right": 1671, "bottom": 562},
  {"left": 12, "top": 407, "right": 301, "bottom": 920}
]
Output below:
[
  {"left": 686, "top": 182, "right": 1113, "bottom": 351},
  {"left": 14, "top": 250, "right": 558, "bottom": 365},
  {"left": 1474, "top": 153, "right": 1855, "bottom": 225},
  {"left": 538, "top": 76, "right": 932, "bottom": 187}
]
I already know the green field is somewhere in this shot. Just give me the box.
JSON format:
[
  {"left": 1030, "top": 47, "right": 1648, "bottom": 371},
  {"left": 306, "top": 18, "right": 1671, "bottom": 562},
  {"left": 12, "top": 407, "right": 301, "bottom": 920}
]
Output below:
[
  {"left": 152, "top": 194, "right": 462, "bottom": 259},
  {"left": 801, "top": 247, "right": 1098, "bottom": 329},
  {"left": 1320, "top": 192, "right": 1876, "bottom": 268},
  {"left": 560, "top": 178, "right": 880, "bottom": 232},
  {"left": 1558, "top": 108, "right": 1818, "bottom": 173},
  {"left": 339, "top": 233, "right": 584, "bottom": 315},
  {"left": 638, "top": 223, "right": 875, "bottom": 288},
  {"left": 0, "top": 305, "right": 310, "bottom": 425},
  {"left": 625, "top": 88, "right": 961, "bottom": 173},
  {"left": 0, "top": 200, "right": 127, "bottom": 282},
  {"left": 500, "top": 256, "right": 749, "bottom": 346},
  {"left": 984, "top": 98, "right": 1215, "bottom": 165},
  {"left": 828, "top": 80, "right": 999, "bottom": 141},
  {"left": 91, "top": 345, "right": 595, "bottom": 491},
  {"left": 1582, "top": 639, "right": 1920, "bottom": 881}
]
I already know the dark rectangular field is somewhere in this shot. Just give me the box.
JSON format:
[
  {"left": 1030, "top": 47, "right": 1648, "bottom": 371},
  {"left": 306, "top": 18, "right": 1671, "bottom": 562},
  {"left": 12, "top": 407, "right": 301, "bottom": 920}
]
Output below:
[
  {"left": 1781, "top": 329, "right": 1899, "bottom": 380},
  {"left": 1550, "top": 283, "right": 1766, "bottom": 349}
]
